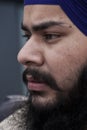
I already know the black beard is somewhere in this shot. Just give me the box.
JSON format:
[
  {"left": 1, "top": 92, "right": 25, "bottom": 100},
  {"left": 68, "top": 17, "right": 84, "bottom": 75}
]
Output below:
[{"left": 22, "top": 67, "right": 87, "bottom": 130}]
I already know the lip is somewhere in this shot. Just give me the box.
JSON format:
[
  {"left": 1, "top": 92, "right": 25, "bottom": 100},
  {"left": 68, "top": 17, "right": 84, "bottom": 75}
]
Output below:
[
  {"left": 26, "top": 75, "right": 48, "bottom": 91},
  {"left": 27, "top": 82, "right": 47, "bottom": 91}
]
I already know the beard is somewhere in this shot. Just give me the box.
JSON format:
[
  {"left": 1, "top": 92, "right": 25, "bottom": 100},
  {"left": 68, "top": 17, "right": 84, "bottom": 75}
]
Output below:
[{"left": 21, "top": 66, "right": 87, "bottom": 130}]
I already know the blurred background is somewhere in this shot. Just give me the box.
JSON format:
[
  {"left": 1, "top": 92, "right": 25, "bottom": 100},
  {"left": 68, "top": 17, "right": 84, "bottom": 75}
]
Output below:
[{"left": 0, "top": 0, "right": 26, "bottom": 103}]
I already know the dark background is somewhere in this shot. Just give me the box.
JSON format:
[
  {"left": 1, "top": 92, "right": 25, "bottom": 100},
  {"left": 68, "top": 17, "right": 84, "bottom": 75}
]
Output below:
[{"left": 0, "top": 0, "right": 26, "bottom": 103}]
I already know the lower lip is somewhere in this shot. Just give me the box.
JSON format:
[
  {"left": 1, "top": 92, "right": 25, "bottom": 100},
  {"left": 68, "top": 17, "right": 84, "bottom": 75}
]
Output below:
[{"left": 27, "top": 82, "right": 47, "bottom": 91}]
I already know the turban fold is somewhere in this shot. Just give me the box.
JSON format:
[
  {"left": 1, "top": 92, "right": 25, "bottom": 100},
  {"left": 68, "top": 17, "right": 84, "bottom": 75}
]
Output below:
[{"left": 24, "top": 0, "right": 87, "bottom": 36}]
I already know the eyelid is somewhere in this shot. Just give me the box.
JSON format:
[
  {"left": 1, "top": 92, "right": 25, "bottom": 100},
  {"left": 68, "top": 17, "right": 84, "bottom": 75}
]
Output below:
[
  {"left": 41, "top": 32, "right": 66, "bottom": 43},
  {"left": 43, "top": 32, "right": 64, "bottom": 38},
  {"left": 43, "top": 33, "right": 61, "bottom": 38}
]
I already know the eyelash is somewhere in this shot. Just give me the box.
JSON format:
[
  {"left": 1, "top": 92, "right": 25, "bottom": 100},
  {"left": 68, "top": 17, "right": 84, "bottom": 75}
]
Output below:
[
  {"left": 43, "top": 33, "right": 62, "bottom": 41},
  {"left": 22, "top": 33, "right": 63, "bottom": 42}
]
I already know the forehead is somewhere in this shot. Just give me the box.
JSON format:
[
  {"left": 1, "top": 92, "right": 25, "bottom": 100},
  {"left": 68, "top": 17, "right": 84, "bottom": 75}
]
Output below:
[{"left": 23, "top": 5, "right": 73, "bottom": 26}]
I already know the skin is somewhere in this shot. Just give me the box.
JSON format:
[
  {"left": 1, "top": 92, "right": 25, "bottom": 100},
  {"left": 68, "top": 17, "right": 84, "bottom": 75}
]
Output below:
[{"left": 17, "top": 5, "right": 87, "bottom": 107}]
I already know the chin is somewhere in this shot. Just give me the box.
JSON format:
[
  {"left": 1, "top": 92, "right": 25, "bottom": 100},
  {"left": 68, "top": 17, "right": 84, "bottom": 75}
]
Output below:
[{"left": 29, "top": 91, "right": 59, "bottom": 110}]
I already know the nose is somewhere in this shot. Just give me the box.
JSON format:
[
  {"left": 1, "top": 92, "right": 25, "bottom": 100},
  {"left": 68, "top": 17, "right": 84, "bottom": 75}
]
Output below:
[{"left": 17, "top": 38, "right": 44, "bottom": 67}]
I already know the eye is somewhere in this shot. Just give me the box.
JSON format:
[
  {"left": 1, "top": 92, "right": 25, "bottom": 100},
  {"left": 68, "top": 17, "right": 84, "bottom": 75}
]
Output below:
[
  {"left": 22, "top": 34, "right": 31, "bottom": 41},
  {"left": 43, "top": 33, "right": 62, "bottom": 42}
]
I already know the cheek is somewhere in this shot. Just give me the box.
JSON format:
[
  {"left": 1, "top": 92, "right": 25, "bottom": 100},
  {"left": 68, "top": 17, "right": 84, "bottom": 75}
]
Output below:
[
  {"left": 45, "top": 43, "right": 87, "bottom": 91},
  {"left": 48, "top": 55, "right": 78, "bottom": 91}
]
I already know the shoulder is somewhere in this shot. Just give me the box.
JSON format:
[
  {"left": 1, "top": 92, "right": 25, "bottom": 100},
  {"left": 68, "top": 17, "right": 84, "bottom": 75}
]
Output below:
[
  {"left": 0, "top": 95, "right": 28, "bottom": 121},
  {"left": 0, "top": 95, "right": 28, "bottom": 130},
  {"left": 0, "top": 107, "right": 26, "bottom": 130}
]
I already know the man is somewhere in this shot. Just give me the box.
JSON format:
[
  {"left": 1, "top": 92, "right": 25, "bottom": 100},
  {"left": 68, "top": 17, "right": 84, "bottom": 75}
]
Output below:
[{"left": 0, "top": 0, "right": 87, "bottom": 130}]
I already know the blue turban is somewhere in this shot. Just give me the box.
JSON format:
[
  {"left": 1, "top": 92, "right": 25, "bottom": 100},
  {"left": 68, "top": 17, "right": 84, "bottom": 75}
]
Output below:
[{"left": 24, "top": 0, "right": 87, "bottom": 36}]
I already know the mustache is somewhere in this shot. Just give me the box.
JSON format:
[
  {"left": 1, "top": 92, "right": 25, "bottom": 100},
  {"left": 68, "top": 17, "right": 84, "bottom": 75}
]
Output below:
[{"left": 23, "top": 68, "right": 61, "bottom": 91}]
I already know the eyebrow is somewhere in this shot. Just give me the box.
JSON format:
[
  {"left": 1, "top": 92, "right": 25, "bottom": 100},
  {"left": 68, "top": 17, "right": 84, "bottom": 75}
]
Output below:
[{"left": 21, "top": 21, "right": 71, "bottom": 32}]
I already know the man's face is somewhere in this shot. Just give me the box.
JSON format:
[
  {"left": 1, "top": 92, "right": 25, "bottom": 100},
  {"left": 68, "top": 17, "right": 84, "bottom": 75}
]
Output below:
[{"left": 17, "top": 5, "right": 87, "bottom": 108}]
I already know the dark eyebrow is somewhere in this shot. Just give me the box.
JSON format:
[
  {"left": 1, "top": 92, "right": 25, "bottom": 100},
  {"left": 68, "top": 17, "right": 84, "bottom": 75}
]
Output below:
[
  {"left": 21, "top": 23, "right": 29, "bottom": 32},
  {"left": 21, "top": 21, "right": 70, "bottom": 32},
  {"left": 32, "top": 21, "right": 68, "bottom": 31}
]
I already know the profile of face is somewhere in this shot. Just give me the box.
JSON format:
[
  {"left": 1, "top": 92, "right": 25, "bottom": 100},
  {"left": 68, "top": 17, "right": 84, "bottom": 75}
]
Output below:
[{"left": 17, "top": 5, "right": 87, "bottom": 110}]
